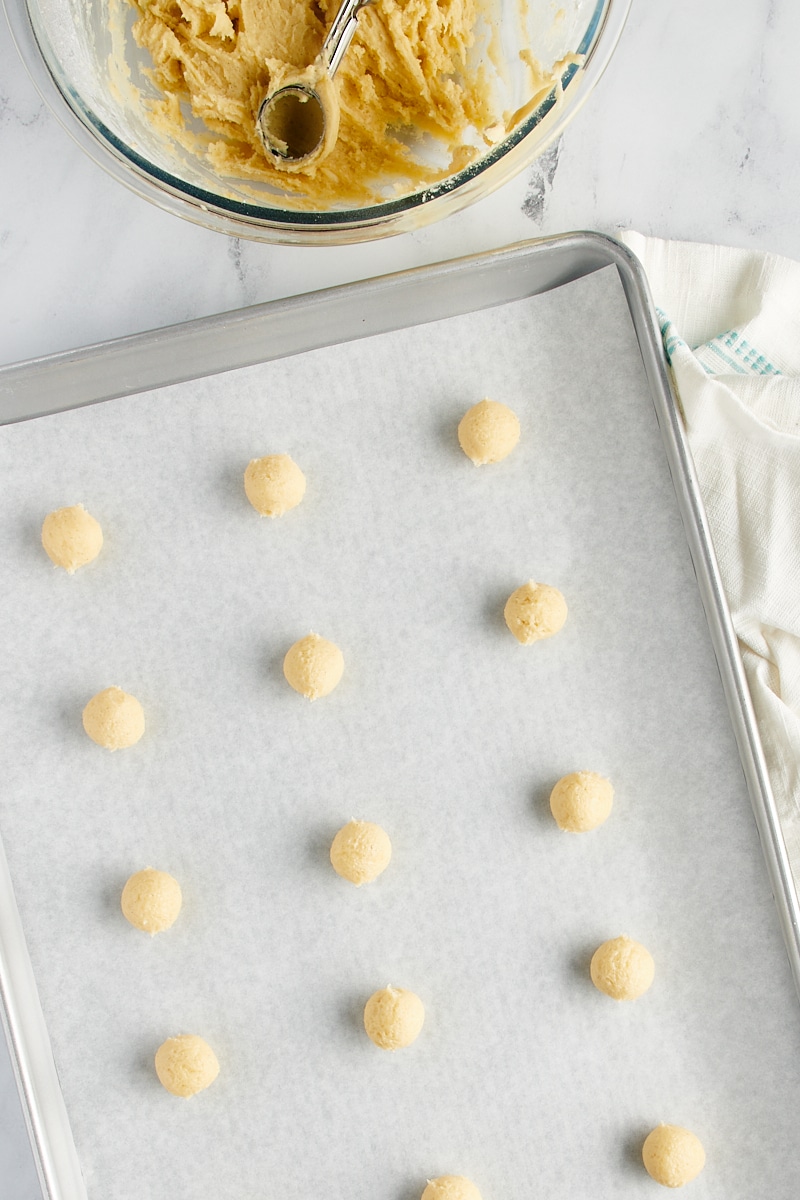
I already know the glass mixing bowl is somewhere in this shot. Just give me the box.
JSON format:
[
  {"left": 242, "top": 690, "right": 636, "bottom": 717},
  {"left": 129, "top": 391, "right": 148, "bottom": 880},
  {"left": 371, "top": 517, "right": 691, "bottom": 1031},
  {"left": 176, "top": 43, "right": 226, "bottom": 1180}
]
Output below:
[{"left": 3, "top": 0, "right": 630, "bottom": 244}]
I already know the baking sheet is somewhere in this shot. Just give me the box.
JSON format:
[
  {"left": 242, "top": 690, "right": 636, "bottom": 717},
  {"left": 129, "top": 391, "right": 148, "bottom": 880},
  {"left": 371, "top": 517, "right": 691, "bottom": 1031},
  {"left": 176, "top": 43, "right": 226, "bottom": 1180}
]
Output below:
[{"left": 1, "top": 264, "right": 800, "bottom": 1200}]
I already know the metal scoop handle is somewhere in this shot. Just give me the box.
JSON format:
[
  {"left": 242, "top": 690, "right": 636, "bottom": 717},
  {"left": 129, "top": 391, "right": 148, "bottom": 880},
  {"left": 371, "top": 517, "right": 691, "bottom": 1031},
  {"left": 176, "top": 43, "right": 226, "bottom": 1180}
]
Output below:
[
  {"left": 322, "top": 0, "right": 372, "bottom": 78},
  {"left": 257, "top": 0, "right": 372, "bottom": 165}
]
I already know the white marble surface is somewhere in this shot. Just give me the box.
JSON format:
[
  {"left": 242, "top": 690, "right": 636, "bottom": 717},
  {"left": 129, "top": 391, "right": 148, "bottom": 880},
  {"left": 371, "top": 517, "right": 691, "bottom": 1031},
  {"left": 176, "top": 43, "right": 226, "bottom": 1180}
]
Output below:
[{"left": 1, "top": 0, "right": 799, "bottom": 1192}]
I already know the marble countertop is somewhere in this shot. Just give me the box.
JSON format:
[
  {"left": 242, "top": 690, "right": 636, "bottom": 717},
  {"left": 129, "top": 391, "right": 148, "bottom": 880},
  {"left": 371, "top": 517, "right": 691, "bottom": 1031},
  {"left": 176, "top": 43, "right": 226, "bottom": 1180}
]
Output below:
[{"left": 1, "top": 0, "right": 798, "bottom": 1192}]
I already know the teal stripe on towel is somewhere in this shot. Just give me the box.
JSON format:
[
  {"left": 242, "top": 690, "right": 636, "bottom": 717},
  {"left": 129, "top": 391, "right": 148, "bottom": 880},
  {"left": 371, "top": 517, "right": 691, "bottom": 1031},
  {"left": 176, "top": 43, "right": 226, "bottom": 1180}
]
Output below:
[
  {"left": 657, "top": 307, "right": 685, "bottom": 364},
  {"left": 656, "top": 307, "right": 783, "bottom": 377},
  {"left": 695, "top": 329, "right": 782, "bottom": 377}
]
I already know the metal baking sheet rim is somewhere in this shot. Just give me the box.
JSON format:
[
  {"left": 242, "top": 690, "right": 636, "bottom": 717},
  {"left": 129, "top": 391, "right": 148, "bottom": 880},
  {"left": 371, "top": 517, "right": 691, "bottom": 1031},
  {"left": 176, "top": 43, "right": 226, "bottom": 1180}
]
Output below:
[{"left": 1, "top": 232, "right": 798, "bottom": 1200}]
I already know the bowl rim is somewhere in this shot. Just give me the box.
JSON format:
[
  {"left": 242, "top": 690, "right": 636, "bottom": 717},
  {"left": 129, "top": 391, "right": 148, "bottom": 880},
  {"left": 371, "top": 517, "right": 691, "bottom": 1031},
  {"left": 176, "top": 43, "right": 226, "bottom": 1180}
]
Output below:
[{"left": 2, "top": 0, "right": 632, "bottom": 243}]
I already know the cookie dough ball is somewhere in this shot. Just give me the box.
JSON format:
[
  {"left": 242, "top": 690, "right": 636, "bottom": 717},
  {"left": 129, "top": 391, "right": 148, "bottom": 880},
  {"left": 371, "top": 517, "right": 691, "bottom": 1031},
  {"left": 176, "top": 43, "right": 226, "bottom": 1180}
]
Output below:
[
  {"left": 364, "top": 986, "right": 425, "bottom": 1050},
  {"left": 283, "top": 633, "right": 344, "bottom": 700},
  {"left": 549, "top": 770, "right": 613, "bottom": 832},
  {"left": 590, "top": 935, "right": 655, "bottom": 1001},
  {"left": 41, "top": 504, "right": 103, "bottom": 572},
  {"left": 504, "top": 580, "right": 567, "bottom": 644},
  {"left": 642, "top": 1125, "right": 706, "bottom": 1188},
  {"left": 82, "top": 687, "right": 145, "bottom": 750},
  {"left": 154, "top": 1035, "right": 219, "bottom": 1098},
  {"left": 422, "top": 1177, "right": 483, "bottom": 1200},
  {"left": 121, "top": 868, "right": 182, "bottom": 935},
  {"left": 330, "top": 820, "right": 392, "bottom": 885},
  {"left": 244, "top": 454, "right": 306, "bottom": 517},
  {"left": 458, "top": 399, "right": 520, "bottom": 465}
]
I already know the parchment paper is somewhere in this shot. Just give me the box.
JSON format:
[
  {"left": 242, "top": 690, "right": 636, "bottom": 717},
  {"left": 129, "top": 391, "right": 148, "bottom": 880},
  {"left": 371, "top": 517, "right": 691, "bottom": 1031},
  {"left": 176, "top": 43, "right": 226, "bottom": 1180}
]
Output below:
[{"left": 1, "top": 267, "right": 799, "bottom": 1200}]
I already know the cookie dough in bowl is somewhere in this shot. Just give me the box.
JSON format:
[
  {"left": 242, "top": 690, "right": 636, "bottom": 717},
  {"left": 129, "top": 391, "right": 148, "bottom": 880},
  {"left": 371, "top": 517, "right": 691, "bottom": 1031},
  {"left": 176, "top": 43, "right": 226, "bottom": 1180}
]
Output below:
[
  {"left": 129, "top": 0, "right": 510, "bottom": 207},
  {"left": 6, "top": 0, "right": 629, "bottom": 242}
]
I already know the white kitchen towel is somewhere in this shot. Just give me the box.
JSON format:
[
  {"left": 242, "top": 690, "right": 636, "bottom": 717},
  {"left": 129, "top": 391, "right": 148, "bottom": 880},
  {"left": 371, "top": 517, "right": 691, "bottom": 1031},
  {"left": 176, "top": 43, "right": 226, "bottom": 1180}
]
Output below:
[{"left": 621, "top": 231, "right": 800, "bottom": 887}]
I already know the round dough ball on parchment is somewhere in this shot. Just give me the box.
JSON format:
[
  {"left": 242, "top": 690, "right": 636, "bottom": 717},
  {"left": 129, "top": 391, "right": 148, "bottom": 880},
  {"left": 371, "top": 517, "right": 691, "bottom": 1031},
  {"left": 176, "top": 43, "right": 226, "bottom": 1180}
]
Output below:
[
  {"left": 283, "top": 633, "right": 344, "bottom": 700},
  {"left": 504, "top": 580, "right": 567, "bottom": 644},
  {"left": 244, "top": 454, "right": 306, "bottom": 517},
  {"left": 330, "top": 820, "right": 392, "bottom": 885},
  {"left": 590, "top": 935, "right": 655, "bottom": 1001},
  {"left": 41, "top": 504, "right": 103, "bottom": 572},
  {"left": 642, "top": 1124, "right": 706, "bottom": 1188},
  {"left": 121, "top": 868, "right": 182, "bottom": 935},
  {"left": 422, "top": 1176, "right": 483, "bottom": 1200},
  {"left": 549, "top": 770, "right": 613, "bottom": 832},
  {"left": 154, "top": 1035, "right": 219, "bottom": 1097},
  {"left": 458, "top": 399, "right": 520, "bottom": 465},
  {"left": 364, "top": 986, "right": 425, "bottom": 1050},
  {"left": 82, "top": 687, "right": 145, "bottom": 750}
]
